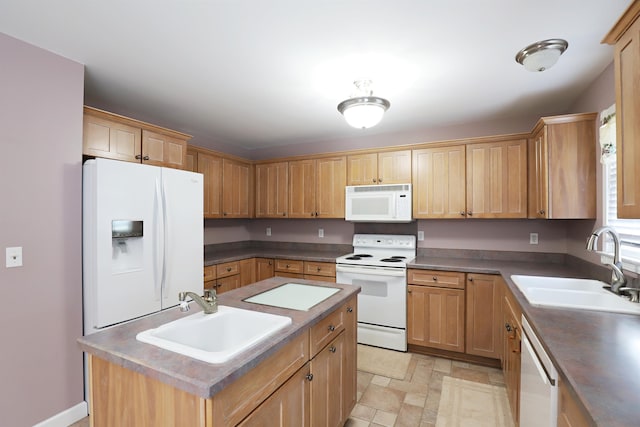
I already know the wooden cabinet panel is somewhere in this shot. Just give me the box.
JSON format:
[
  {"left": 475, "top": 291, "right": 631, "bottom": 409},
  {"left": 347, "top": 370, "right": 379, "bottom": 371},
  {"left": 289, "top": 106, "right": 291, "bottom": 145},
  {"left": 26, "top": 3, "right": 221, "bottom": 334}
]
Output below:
[
  {"left": 289, "top": 159, "right": 317, "bottom": 218},
  {"left": 310, "top": 307, "right": 345, "bottom": 357},
  {"left": 503, "top": 289, "right": 522, "bottom": 425},
  {"left": 216, "top": 275, "right": 239, "bottom": 294},
  {"left": 346, "top": 153, "right": 377, "bottom": 185},
  {"left": 239, "top": 258, "right": 255, "bottom": 287},
  {"left": 238, "top": 364, "right": 311, "bottom": 427},
  {"left": 83, "top": 114, "right": 142, "bottom": 162},
  {"left": 255, "top": 162, "right": 289, "bottom": 218},
  {"left": 185, "top": 148, "right": 197, "bottom": 172},
  {"left": 378, "top": 150, "right": 412, "bottom": 184},
  {"left": 557, "top": 380, "right": 592, "bottom": 427},
  {"left": 408, "top": 269, "right": 466, "bottom": 289},
  {"left": 255, "top": 258, "right": 275, "bottom": 281},
  {"left": 407, "top": 284, "right": 465, "bottom": 353},
  {"left": 304, "top": 261, "right": 336, "bottom": 277},
  {"left": 222, "top": 158, "right": 252, "bottom": 218},
  {"left": 304, "top": 274, "right": 335, "bottom": 283},
  {"left": 310, "top": 332, "right": 345, "bottom": 427},
  {"left": 607, "top": 11, "right": 640, "bottom": 218},
  {"left": 216, "top": 261, "right": 240, "bottom": 278},
  {"left": 413, "top": 145, "right": 466, "bottom": 218},
  {"left": 529, "top": 113, "right": 597, "bottom": 219},
  {"left": 198, "top": 152, "right": 223, "bottom": 218},
  {"left": 342, "top": 298, "right": 357, "bottom": 423},
  {"left": 142, "top": 130, "right": 187, "bottom": 169},
  {"left": 466, "top": 139, "right": 527, "bottom": 218},
  {"left": 275, "top": 259, "right": 304, "bottom": 274},
  {"left": 316, "top": 156, "right": 346, "bottom": 218},
  {"left": 466, "top": 274, "right": 502, "bottom": 359},
  {"left": 203, "top": 265, "right": 215, "bottom": 282}
]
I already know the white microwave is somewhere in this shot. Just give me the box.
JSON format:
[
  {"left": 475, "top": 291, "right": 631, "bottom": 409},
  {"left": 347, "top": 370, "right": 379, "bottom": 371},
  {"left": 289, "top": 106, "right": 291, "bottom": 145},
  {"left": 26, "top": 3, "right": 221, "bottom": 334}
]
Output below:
[{"left": 345, "top": 184, "right": 413, "bottom": 222}]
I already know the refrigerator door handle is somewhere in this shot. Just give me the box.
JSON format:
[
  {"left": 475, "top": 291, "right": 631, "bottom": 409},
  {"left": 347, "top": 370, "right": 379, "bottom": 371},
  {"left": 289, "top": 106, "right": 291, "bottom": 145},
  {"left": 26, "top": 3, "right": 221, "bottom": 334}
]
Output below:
[
  {"left": 161, "top": 177, "right": 169, "bottom": 300},
  {"left": 154, "top": 179, "right": 165, "bottom": 301}
]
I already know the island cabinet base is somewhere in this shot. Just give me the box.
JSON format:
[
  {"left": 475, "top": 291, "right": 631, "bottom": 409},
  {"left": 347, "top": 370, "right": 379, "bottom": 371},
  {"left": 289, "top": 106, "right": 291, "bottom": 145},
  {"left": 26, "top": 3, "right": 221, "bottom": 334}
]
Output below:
[{"left": 88, "top": 296, "right": 357, "bottom": 427}]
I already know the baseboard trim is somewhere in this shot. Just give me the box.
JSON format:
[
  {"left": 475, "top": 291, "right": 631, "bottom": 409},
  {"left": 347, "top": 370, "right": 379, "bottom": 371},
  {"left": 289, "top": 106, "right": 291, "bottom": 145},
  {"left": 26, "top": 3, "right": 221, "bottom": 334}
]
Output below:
[
  {"left": 408, "top": 344, "right": 502, "bottom": 368},
  {"left": 33, "top": 401, "right": 88, "bottom": 427}
]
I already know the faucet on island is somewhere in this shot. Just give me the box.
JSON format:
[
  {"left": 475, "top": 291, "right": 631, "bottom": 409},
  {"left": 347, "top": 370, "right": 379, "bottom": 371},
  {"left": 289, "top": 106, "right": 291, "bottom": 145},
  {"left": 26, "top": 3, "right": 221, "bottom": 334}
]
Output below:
[
  {"left": 585, "top": 226, "right": 640, "bottom": 302},
  {"left": 178, "top": 289, "right": 218, "bottom": 314}
]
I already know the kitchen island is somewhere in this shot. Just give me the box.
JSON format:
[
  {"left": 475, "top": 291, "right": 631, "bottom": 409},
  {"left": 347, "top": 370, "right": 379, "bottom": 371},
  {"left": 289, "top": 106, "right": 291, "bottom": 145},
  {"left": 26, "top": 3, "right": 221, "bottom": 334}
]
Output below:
[{"left": 78, "top": 277, "right": 359, "bottom": 426}]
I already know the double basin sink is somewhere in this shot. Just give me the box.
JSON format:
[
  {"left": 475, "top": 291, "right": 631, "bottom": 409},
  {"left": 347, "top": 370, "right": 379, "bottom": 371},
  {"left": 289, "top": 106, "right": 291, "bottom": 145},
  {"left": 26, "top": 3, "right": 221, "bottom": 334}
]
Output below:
[
  {"left": 510, "top": 275, "right": 640, "bottom": 315},
  {"left": 136, "top": 283, "right": 340, "bottom": 363}
]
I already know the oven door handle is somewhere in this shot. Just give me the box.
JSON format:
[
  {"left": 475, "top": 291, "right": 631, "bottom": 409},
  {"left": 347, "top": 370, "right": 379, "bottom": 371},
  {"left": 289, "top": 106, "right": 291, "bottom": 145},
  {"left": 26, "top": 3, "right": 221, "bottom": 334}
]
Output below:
[{"left": 336, "top": 264, "right": 406, "bottom": 277}]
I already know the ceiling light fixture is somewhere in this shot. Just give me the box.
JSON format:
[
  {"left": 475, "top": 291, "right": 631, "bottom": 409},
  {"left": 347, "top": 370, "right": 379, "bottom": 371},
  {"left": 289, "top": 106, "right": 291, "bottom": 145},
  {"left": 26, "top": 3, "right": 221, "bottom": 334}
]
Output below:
[
  {"left": 337, "top": 80, "right": 390, "bottom": 129},
  {"left": 515, "top": 39, "right": 568, "bottom": 72}
]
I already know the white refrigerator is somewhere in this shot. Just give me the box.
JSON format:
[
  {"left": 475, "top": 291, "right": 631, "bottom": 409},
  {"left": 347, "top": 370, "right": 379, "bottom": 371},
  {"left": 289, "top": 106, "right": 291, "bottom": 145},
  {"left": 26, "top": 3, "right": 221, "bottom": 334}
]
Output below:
[{"left": 83, "top": 158, "right": 203, "bottom": 335}]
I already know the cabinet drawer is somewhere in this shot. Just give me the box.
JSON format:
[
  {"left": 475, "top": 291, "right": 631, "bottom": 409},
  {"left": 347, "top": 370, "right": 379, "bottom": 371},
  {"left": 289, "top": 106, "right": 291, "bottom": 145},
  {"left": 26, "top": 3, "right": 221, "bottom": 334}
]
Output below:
[
  {"left": 217, "top": 261, "right": 240, "bottom": 278},
  {"left": 408, "top": 269, "right": 466, "bottom": 289},
  {"left": 310, "top": 306, "right": 345, "bottom": 357},
  {"left": 276, "top": 272, "right": 304, "bottom": 279},
  {"left": 275, "top": 259, "right": 304, "bottom": 274},
  {"left": 304, "top": 261, "right": 336, "bottom": 277},
  {"left": 204, "top": 265, "right": 216, "bottom": 282},
  {"left": 304, "top": 274, "right": 335, "bottom": 283}
]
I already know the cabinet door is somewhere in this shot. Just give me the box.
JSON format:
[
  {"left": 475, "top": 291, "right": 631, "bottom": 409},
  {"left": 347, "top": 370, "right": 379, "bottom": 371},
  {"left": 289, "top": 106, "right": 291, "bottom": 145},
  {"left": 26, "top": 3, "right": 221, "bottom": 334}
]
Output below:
[
  {"left": 615, "top": 15, "right": 640, "bottom": 218},
  {"left": 238, "top": 364, "right": 311, "bottom": 427},
  {"left": 83, "top": 114, "right": 142, "bottom": 162},
  {"left": 216, "top": 275, "right": 239, "bottom": 294},
  {"left": 222, "top": 158, "right": 252, "bottom": 218},
  {"left": 141, "top": 130, "right": 187, "bottom": 169},
  {"left": 185, "top": 148, "right": 197, "bottom": 173},
  {"left": 557, "top": 380, "right": 591, "bottom": 427},
  {"left": 528, "top": 132, "right": 548, "bottom": 218},
  {"left": 239, "top": 258, "right": 256, "bottom": 287},
  {"left": 342, "top": 298, "right": 357, "bottom": 424},
  {"left": 289, "top": 159, "right": 317, "bottom": 218},
  {"left": 198, "top": 152, "right": 223, "bottom": 218},
  {"left": 466, "top": 139, "right": 527, "bottom": 218},
  {"left": 346, "top": 153, "right": 377, "bottom": 185},
  {"left": 310, "top": 332, "right": 345, "bottom": 427},
  {"left": 465, "top": 274, "right": 502, "bottom": 359},
  {"left": 255, "top": 162, "right": 288, "bottom": 218},
  {"left": 407, "top": 285, "right": 465, "bottom": 353},
  {"left": 316, "top": 156, "right": 346, "bottom": 218},
  {"left": 412, "top": 146, "right": 466, "bottom": 218},
  {"left": 255, "top": 258, "right": 274, "bottom": 281},
  {"left": 378, "top": 150, "right": 412, "bottom": 184},
  {"left": 503, "top": 292, "right": 522, "bottom": 425}
]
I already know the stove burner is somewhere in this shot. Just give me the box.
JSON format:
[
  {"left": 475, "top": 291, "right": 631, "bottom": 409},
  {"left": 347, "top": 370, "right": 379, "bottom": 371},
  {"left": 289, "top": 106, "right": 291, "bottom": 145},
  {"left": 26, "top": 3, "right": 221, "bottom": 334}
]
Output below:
[
  {"left": 346, "top": 256, "right": 362, "bottom": 260},
  {"left": 380, "top": 258, "right": 404, "bottom": 263},
  {"left": 353, "top": 254, "right": 373, "bottom": 257},
  {"left": 390, "top": 256, "right": 406, "bottom": 259}
]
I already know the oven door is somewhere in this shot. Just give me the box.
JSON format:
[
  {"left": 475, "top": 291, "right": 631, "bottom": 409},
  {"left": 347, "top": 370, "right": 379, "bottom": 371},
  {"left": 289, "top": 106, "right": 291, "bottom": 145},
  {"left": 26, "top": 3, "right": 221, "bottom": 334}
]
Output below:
[{"left": 336, "top": 264, "right": 406, "bottom": 328}]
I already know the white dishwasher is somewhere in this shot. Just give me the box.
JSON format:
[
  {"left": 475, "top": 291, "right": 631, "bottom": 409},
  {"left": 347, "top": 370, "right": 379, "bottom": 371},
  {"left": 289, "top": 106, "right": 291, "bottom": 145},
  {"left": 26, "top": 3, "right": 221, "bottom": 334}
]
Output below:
[{"left": 519, "top": 315, "right": 558, "bottom": 427}]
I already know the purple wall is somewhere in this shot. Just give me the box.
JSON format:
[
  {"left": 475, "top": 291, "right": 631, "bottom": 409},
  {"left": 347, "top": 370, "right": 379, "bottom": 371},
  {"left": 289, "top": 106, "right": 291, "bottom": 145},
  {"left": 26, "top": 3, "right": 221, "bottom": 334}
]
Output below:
[{"left": 0, "top": 33, "right": 84, "bottom": 426}]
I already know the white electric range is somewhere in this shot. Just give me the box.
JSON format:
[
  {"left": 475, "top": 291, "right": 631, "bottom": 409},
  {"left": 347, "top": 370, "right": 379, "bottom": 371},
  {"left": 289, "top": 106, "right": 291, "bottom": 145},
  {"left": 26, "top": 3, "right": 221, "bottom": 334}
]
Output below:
[{"left": 336, "top": 234, "right": 416, "bottom": 351}]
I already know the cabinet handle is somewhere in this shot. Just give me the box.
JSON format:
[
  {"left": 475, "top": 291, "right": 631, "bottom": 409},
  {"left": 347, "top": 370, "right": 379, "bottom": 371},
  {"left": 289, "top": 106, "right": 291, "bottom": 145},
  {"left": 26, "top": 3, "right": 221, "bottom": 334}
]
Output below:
[
  {"left": 372, "top": 178, "right": 377, "bottom": 183},
  {"left": 329, "top": 346, "right": 336, "bottom": 353},
  {"left": 468, "top": 277, "right": 474, "bottom": 282},
  {"left": 135, "top": 154, "right": 142, "bottom": 160},
  {"left": 282, "top": 213, "right": 286, "bottom": 216},
  {"left": 407, "top": 289, "right": 412, "bottom": 294},
  {"left": 378, "top": 178, "right": 383, "bottom": 183},
  {"left": 467, "top": 211, "right": 473, "bottom": 216},
  {"left": 505, "top": 323, "right": 512, "bottom": 332},
  {"left": 310, "top": 212, "right": 315, "bottom": 217},
  {"left": 539, "top": 210, "right": 545, "bottom": 215},
  {"left": 328, "top": 325, "right": 335, "bottom": 332},
  {"left": 268, "top": 261, "right": 272, "bottom": 265},
  {"left": 460, "top": 211, "right": 465, "bottom": 216},
  {"left": 432, "top": 276, "right": 437, "bottom": 281},
  {"left": 315, "top": 212, "right": 319, "bottom": 217},
  {"left": 143, "top": 156, "right": 150, "bottom": 160},
  {"left": 223, "top": 212, "right": 227, "bottom": 216},
  {"left": 286, "top": 264, "right": 290, "bottom": 268},
  {"left": 306, "top": 373, "right": 313, "bottom": 381},
  {"left": 226, "top": 267, "right": 232, "bottom": 272},
  {"left": 347, "top": 306, "right": 353, "bottom": 313}
]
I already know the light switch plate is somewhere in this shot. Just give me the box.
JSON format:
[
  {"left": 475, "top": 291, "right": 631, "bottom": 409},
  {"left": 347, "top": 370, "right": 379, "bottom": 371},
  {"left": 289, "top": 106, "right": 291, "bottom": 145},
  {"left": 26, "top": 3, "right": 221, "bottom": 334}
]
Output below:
[
  {"left": 6, "top": 247, "right": 23, "bottom": 268},
  {"left": 417, "top": 231, "right": 424, "bottom": 241},
  {"left": 318, "top": 228, "right": 324, "bottom": 238},
  {"left": 266, "top": 227, "right": 272, "bottom": 236},
  {"left": 529, "top": 233, "right": 539, "bottom": 245}
]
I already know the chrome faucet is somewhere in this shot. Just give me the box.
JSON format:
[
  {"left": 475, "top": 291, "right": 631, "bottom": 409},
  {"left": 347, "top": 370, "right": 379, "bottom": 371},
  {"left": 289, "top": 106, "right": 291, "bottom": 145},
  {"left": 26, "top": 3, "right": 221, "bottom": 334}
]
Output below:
[
  {"left": 178, "top": 289, "right": 218, "bottom": 314},
  {"left": 586, "top": 226, "right": 627, "bottom": 294}
]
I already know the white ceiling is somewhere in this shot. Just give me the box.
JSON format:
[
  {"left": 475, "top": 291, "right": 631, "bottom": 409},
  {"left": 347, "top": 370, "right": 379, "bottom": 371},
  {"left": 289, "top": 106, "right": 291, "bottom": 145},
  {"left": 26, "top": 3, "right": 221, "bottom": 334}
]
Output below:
[{"left": 0, "top": 0, "right": 631, "bottom": 155}]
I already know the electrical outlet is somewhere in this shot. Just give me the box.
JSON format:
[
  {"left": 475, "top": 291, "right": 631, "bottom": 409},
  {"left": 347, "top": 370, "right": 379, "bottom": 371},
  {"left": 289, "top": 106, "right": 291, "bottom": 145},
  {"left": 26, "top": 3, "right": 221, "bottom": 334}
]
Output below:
[
  {"left": 529, "top": 233, "right": 539, "bottom": 245},
  {"left": 417, "top": 231, "right": 424, "bottom": 241},
  {"left": 266, "top": 227, "right": 272, "bottom": 237},
  {"left": 318, "top": 228, "right": 324, "bottom": 238},
  {"left": 6, "top": 247, "right": 23, "bottom": 268}
]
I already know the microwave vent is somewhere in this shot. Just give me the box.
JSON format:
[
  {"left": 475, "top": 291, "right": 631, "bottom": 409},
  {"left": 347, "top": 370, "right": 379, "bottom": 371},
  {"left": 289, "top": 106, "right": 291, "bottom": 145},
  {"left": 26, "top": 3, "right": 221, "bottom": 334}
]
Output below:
[{"left": 350, "top": 184, "right": 410, "bottom": 192}]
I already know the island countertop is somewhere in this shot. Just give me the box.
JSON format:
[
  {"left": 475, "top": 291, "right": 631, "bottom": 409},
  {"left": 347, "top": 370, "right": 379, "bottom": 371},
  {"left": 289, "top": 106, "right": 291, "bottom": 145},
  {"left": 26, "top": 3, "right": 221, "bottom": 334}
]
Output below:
[{"left": 78, "top": 277, "right": 360, "bottom": 399}]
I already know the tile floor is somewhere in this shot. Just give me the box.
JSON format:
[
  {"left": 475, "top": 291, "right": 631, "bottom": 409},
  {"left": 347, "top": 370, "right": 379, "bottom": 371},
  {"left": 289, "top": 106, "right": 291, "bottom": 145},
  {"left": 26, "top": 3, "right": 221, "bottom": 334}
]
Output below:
[
  {"left": 68, "top": 352, "right": 506, "bottom": 427},
  {"left": 345, "top": 352, "right": 507, "bottom": 427}
]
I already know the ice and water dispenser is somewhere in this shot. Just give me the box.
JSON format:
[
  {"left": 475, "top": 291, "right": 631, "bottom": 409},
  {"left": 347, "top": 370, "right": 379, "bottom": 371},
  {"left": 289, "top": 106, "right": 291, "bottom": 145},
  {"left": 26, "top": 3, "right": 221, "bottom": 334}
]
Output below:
[{"left": 112, "top": 220, "right": 144, "bottom": 273}]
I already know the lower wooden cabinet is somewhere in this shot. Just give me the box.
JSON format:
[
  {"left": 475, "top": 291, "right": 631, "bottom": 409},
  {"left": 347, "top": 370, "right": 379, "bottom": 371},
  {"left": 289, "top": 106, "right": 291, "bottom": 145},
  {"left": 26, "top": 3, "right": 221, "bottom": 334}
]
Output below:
[
  {"left": 310, "top": 332, "right": 345, "bottom": 426},
  {"left": 502, "top": 288, "right": 522, "bottom": 425},
  {"left": 557, "top": 380, "right": 591, "bottom": 427},
  {"left": 255, "top": 258, "right": 275, "bottom": 281},
  {"left": 465, "top": 274, "right": 503, "bottom": 359},
  {"left": 239, "top": 258, "right": 255, "bottom": 287}
]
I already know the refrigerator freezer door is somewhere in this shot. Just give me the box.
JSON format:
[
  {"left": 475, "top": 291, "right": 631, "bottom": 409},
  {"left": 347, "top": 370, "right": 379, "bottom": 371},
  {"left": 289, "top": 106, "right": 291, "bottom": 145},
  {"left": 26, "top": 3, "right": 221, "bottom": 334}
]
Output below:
[
  {"left": 160, "top": 167, "right": 204, "bottom": 309},
  {"left": 84, "top": 159, "right": 162, "bottom": 330}
]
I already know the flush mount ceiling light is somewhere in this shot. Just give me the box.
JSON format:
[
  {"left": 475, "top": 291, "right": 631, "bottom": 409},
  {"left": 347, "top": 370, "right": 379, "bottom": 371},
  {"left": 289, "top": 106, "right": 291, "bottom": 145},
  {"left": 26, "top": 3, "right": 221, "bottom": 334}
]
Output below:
[
  {"left": 515, "top": 39, "right": 569, "bottom": 72},
  {"left": 337, "top": 80, "right": 390, "bottom": 129}
]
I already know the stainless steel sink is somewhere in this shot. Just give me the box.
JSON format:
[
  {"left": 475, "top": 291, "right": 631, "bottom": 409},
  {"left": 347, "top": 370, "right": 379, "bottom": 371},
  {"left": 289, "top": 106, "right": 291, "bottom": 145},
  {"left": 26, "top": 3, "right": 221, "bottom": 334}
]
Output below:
[
  {"left": 136, "top": 305, "right": 292, "bottom": 363},
  {"left": 510, "top": 275, "right": 640, "bottom": 315}
]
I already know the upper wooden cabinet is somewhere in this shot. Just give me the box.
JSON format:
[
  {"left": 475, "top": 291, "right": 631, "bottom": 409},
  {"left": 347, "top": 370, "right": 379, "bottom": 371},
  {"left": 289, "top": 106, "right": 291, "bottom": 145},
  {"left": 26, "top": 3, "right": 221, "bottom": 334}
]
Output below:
[
  {"left": 466, "top": 138, "right": 528, "bottom": 218},
  {"left": 255, "top": 162, "right": 289, "bottom": 218},
  {"left": 413, "top": 145, "right": 466, "bottom": 218},
  {"left": 528, "top": 113, "right": 597, "bottom": 219},
  {"left": 289, "top": 157, "right": 346, "bottom": 218},
  {"left": 197, "top": 151, "right": 223, "bottom": 218},
  {"left": 347, "top": 150, "right": 411, "bottom": 185},
  {"left": 222, "top": 158, "right": 253, "bottom": 218},
  {"left": 83, "top": 106, "right": 190, "bottom": 169},
  {"left": 603, "top": 2, "right": 640, "bottom": 218}
]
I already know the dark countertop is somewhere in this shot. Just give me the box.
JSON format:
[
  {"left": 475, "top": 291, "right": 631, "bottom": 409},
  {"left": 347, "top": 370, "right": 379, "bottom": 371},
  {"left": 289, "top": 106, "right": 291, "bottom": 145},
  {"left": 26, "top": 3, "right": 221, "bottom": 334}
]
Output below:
[
  {"left": 409, "top": 256, "right": 640, "bottom": 427},
  {"left": 78, "top": 277, "right": 360, "bottom": 399},
  {"left": 204, "top": 247, "right": 349, "bottom": 266}
]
